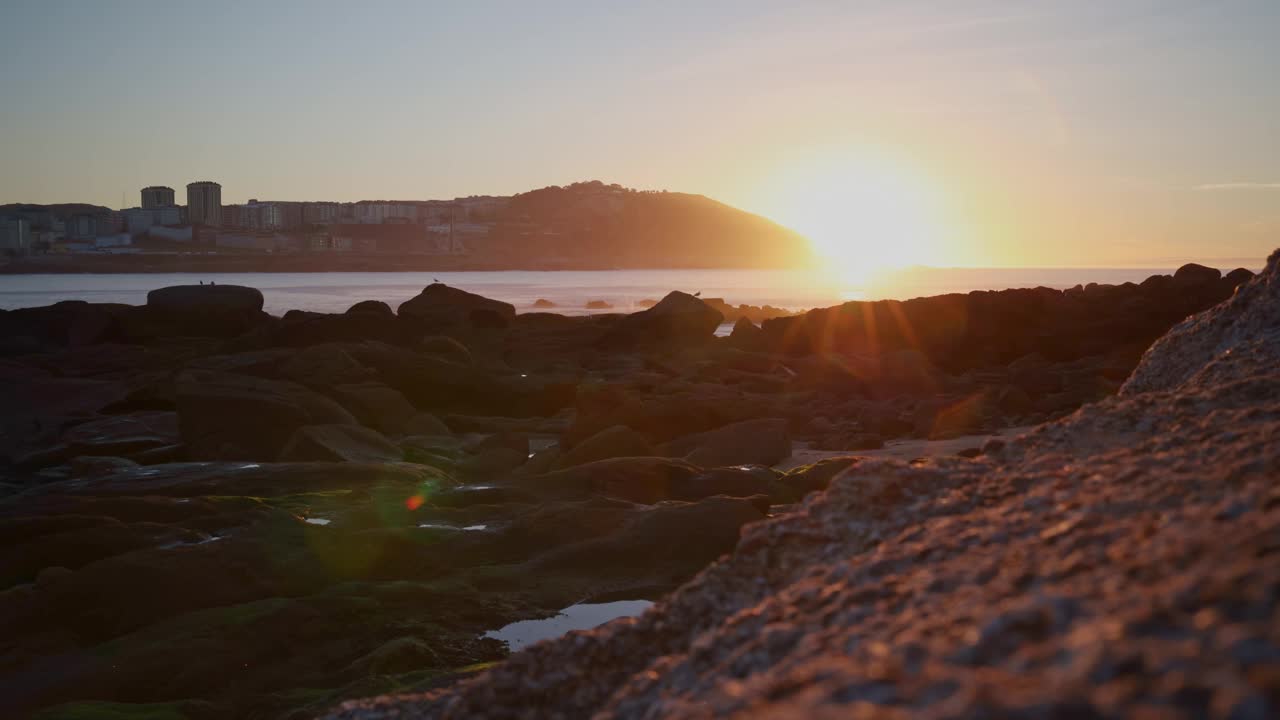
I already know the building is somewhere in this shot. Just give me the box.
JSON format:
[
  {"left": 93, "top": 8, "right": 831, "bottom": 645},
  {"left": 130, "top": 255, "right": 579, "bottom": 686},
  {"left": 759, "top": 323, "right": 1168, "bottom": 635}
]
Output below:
[
  {"left": 123, "top": 206, "right": 182, "bottom": 236},
  {"left": 64, "top": 212, "right": 123, "bottom": 240},
  {"left": 186, "top": 181, "right": 222, "bottom": 226},
  {"left": 141, "top": 186, "right": 175, "bottom": 208},
  {"left": 0, "top": 216, "right": 31, "bottom": 255},
  {"left": 330, "top": 223, "right": 435, "bottom": 253}
]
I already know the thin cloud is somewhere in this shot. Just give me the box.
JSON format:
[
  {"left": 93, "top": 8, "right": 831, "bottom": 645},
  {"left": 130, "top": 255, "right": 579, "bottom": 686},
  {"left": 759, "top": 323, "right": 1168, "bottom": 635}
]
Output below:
[{"left": 1197, "top": 182, "right": 1280, "bottom": 191}]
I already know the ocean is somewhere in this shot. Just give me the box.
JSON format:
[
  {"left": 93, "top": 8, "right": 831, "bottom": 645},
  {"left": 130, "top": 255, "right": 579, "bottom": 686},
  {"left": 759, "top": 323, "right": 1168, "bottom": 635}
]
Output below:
[{"left": 0, "top": 265, "right": 1262, "bottom": 317}]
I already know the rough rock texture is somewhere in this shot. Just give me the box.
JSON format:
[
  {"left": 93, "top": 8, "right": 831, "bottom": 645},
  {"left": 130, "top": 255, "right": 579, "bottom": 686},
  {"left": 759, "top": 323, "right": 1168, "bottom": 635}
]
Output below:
[
  {"left": 327, "top": 251, "right": 1280, "bottom": 719},
  {"left": 1123, "top": 251, "right": 1278, "bottom": 395}
]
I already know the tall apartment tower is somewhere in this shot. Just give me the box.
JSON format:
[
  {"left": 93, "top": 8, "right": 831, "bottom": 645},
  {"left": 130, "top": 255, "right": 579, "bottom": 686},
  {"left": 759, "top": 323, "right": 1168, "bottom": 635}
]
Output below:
[
  {"left": 186, "top": 181, "right": 222, "bottom": 226},
  {"left": 140, "top": 186, "right": 175, "bottom": 209}
]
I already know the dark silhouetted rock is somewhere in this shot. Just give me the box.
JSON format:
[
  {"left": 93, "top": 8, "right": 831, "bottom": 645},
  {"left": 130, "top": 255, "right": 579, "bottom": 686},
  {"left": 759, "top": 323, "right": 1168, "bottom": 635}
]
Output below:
[
  {"left": 346, "top": 300, "right": 394, "bottom": 316},
  {"left": 397, "top": 284, "right": 516, "bottom": 330},
  {"left": 601, "top": 291, "right": 724, "bottom": 348},
  {"left": 147, "top": 285, "right": 263, "bottom": 315},
  {"left": 1172, "top": 262, "right": 1221, "bottom": 285}
]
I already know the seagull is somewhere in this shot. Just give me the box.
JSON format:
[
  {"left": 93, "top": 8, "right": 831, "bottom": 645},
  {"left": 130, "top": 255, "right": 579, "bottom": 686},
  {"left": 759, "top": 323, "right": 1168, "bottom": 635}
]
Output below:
[{"left": 694, "top": 291, "right": 701, "bottom": 297}]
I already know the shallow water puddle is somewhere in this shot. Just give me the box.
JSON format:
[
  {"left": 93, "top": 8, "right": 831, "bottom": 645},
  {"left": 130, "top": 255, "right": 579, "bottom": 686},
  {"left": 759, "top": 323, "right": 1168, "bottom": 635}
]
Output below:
[
  {"left": 484, "top": 600, "right": 654, "bottom": 652},
  {"left": 304, "top": 517, "right": 331, "bottom": 526}
]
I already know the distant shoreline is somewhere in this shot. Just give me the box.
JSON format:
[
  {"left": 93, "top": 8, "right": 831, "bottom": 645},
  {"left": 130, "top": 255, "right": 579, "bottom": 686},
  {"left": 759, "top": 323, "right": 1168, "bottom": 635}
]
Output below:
[{"left": 0, "top": 253, "right": 792, "bottom": 275}]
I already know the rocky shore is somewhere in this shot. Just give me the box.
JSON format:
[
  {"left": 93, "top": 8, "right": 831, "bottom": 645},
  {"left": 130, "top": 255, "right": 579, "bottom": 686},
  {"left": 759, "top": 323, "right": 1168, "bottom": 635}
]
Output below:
[{"left": 0, "top": 260, "right": 1264, "bottom": 719}]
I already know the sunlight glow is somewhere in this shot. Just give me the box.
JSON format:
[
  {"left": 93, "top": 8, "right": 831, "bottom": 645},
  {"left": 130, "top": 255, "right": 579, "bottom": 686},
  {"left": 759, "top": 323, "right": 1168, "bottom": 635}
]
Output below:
[{"left": 762, "top": 146, "right": 951, "bottom": 285}]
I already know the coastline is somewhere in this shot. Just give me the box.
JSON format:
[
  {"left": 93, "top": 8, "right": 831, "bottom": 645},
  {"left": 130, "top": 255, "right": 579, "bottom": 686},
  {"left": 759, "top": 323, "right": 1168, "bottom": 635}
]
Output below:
[{"left": 0, "top": 253, "right": 794, "bottom": 275}]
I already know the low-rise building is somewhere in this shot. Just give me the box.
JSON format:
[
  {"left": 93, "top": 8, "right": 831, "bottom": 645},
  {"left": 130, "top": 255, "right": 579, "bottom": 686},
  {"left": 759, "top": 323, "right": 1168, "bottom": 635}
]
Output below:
[
  {"left": 124, "top": 206, "right": 182, "bottom": 236},
  {"left": 0, "top": 216, "right": 31, "bottom": 255},
  {"left": 330, "top": 223, "right": 438, "bottom": 253}
]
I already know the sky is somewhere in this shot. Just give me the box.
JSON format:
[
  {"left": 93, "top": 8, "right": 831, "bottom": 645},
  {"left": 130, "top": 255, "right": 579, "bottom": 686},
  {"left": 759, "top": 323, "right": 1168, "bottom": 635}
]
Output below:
[{"left": 1, "top": 0, "right": 1277, "bottom": 268}]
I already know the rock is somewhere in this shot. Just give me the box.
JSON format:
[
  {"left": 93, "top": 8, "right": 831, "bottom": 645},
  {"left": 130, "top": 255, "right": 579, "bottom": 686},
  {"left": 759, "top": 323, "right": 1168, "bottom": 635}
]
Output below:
[
  {"left": 519, "top": 457, "right": 703, "bottom": 504},
  {"left": 329, "top": 382, "right": 419, "bottom": 435},
  {"left": 474, "top": 431, "right": 530, "bottom": 457},
  {"left": 327, "top": 254, "right": 1280, "bottom": 720},
  {"left": 661, "top": 418, "right": 791, "bottom": 467},
  {"left": 345, "top": 342, "right": 573, "bottom": 417},
  {"left": 147, "top": 284, "right": 263, "bottom": 315},
  {"left": 419, "top": 335, "right": 473, "bottom": 365},
  {"left": 397, "top": 284, "right": 516, "bottom": 330},
  {"left": 533, "top": 299, "right": 557, "bottom": 308},
  {"left": 1223, "top": 267, "right": 1255, "bottom": 290},
  {"left": 175, "top": 370, "right": 358, "bottom": 460},
  {"left": 458, "top": 447, "right": 527, "bottom": 478},
  {"left": 67, "top": 455, "right": 140, "bottom": 478},
  {"left": 525, "top": 495, "right": 768, "bottom": 576},
  {"left": 812, "top": 431, "right": 883, "bottom": 451},
  {"left": 241, "top": 309, "right": 418, "bottom": 347},
  {"left": 760, "top": 272, "right": 1239, "bottom": 373},
  {"left": 727, "top": 316, "right": 763, "bottom": 349},
  {"left": 675, "top": 465, "right": 777, "bottom": 501},
  {"left": 402, "top": 412, "right": 451, "bottom": 437},
  {"left": 278, "top": 424, "right": 403, "bottom": 463},
  {"left": 0, "top": 300, "right": 125, "bottom": 349},
  {"left": 601, "top": 291, "right": 724, "bottom": 348},
  {"left": 278, "top": 344, "right": 373, "bottom": 386},
  {"left": 1124, "top": 249, "right": 1279, "bottom": 394},
  {"left": 585, "top": 300, "right": 614, "bottom": 310},
  {"left": 1172, "top": 262, "right": 1222, "bottom": 286},
  {"left": 60, "top": 411, "right": 179, "bottom": 458},
  {"left": 780, "top": 456, "right": 859, "bottom": 495},
  {"left": 143, "top": 285, "right": 267, "bottom": 337},
  {"left": 552, "top": 425, "right": 654, "bottom": 470},
  {"left": 346, "top": 300, "right": 394, "bottom": 316}
]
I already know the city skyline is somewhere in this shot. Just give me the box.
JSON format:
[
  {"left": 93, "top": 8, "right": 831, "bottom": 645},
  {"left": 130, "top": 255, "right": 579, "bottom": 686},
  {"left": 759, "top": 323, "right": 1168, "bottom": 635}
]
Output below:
[{"left": 2, "top": 1, "right": 1278, "bottom": 268}]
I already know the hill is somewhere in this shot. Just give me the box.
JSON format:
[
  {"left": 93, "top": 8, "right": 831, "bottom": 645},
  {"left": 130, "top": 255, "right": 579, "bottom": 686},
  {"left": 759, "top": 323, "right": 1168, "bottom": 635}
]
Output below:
[{"left": 485, "top": 181, "right": 814, "bottom": 269}]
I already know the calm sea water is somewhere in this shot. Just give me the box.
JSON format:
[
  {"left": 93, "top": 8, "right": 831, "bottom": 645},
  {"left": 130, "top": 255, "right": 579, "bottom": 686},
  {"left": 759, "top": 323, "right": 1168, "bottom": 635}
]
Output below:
[{"left": 0, "top": 266, "right": 1260, "bottom": 316}]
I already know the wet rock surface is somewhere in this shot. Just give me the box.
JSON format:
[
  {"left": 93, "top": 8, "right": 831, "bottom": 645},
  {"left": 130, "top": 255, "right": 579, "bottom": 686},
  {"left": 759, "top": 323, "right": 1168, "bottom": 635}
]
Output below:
[{"left": 0, "top": 263, "right": 1264, "bottom": 719}]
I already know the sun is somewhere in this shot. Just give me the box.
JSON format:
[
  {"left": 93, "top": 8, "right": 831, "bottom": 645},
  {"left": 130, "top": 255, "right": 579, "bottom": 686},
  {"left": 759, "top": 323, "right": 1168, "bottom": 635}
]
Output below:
[{"left": 762, "top": 146, "right": 949, "bottom": 285}]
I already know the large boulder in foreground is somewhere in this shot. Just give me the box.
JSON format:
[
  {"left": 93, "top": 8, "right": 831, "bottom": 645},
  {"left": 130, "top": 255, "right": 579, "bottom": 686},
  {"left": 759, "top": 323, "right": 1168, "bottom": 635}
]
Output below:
[
  {"left": 660, "top": 417, "right": 791, "bottom": 467},
  {"left": 600, "top": 291, "right": 724, "bottom": 348},
  {"left": 326, "top": 251, "right": 1280, "bottom": 720},
  {"left": 396, "top": 283, "right": 516, "bottom": 330},
  {"left": 175, "top": 370, "right": 357, "bottom": 460}
]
